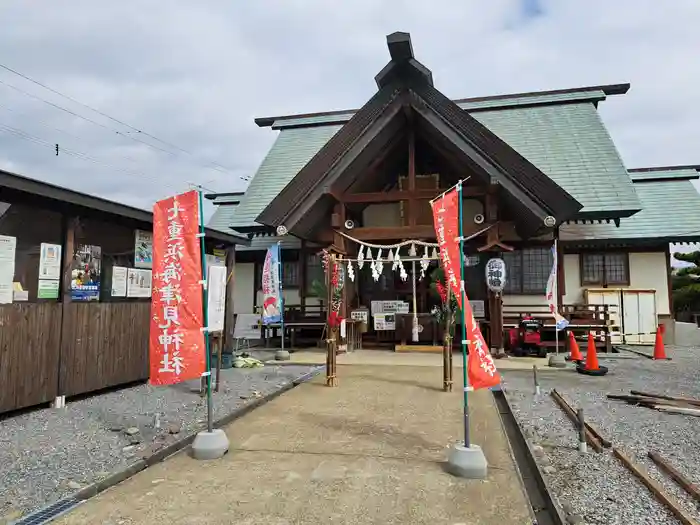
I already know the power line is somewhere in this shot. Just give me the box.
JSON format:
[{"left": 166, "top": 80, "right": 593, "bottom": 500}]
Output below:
[
  {"left": 0, "top": 66, "right": 250, "bottom": 181},
  {"left": 0, "top": 121, "right": 191, "bottom": 193}
]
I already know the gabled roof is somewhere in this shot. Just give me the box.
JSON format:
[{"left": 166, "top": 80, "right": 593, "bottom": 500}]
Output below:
[
  {"left": 0, "top": 168, "right": 250, "bottom": 246},
  {"left": 560, "top": 166, "right": 700, "bottom": 244},
  {"left": 254, "top": 32, "right": 584, "bottom": 239}
]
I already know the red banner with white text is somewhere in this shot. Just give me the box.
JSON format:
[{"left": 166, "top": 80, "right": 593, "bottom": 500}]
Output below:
[
  {"left": 149, "top": 190, "right": 206, "bottom": 386},
  {"left": 431, "top": 189, "right": 500, "bottom": 390}
]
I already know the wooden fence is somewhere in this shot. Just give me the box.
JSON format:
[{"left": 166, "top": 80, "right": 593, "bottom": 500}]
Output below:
[{"left": 0, "top": 302, "right": 150, "bottom": 415}]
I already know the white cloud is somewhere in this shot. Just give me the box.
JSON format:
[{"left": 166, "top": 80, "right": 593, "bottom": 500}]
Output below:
[{"left": 0, "top": 0, "right": 698, "bottom": 222}]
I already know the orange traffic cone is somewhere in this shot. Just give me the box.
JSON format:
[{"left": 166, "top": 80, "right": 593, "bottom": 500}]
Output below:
[
  {"left": 585, "top": 332, "right": 599, "bottom": 371},
  {"left": 653, "top": 326, "right": 668, "bottom": 360},
  {"left": 568, "top": 331, "right": 583, "bottom": 362}
]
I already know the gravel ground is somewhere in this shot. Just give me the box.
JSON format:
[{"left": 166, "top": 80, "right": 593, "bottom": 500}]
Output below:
[
  {"left": 502, "top": 346, "right": 700, "bottom": 525},
  {"left": 0, "top": 363, "right": 316, "bottom": 522}
]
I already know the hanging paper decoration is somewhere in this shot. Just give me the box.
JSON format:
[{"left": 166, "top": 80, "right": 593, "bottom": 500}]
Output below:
[
  {"left": 347, "top": 259, "right": 355, "bottom": 282},
  {"left": 398, "top": 260, "right": 408, "bottom": 281},
  {"left": 419, "top": 245, "right": 430, "bottom": 280},
  {"left": 357, "top": 245, "right": 365, "bottom": 269},
  {"left": 388, "top": 249, "right": 394, "bottom": 262},
  {"left": 392, "top": 250, "right": 400, "bottom": 271},
  {"left": 409, "top": 243, "right": 417, "bottom": 257},
  {"left": 366, "top": 247, "right": 373, "bottom": 262},
  {"left": 431, "top": 247, "right": 439, "bottom": 260},
  {"left": 376, "top": 249, "right": 384, "bottom": 275}
]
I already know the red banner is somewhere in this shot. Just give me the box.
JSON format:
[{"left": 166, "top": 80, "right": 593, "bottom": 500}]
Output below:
[
  {"left": 431, "top": 188, "right": 500, "bottom": 390},
  {"left": 149, "top": 190, "right": 206, "bottom": 386},
  {"left": 431, "top": 189, "right": 463, "bottom": 306}
]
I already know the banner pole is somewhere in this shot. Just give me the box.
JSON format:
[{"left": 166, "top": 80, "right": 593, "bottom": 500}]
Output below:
[
  {"left": 197, "top": 190, "right": 213, "bottom": 434},
  {"left": 278, "top": 241, "right": 285, "bottom": 352},
  {"left": 457, "top": 183, "right": 470, "bottom": 449}
]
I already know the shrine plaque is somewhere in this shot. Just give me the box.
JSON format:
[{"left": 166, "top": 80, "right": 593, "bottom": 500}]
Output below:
[{"left": 470, "top": 300, "right": 485, "bottom": 319}]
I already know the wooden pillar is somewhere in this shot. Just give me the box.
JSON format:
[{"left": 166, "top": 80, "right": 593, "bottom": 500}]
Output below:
[
  {"left": 223, "top": 246, "right": 236, "bottom": 351},
  {"left": 555, "top": 228, "right": 565, "bottom": 306},
  {"left": 57, "top": 216, "right": 77, "bottom": 399},
  {"left": 331, "top": 202, "right": 347, "bottom": 254},
  {"left": 300, "top": 241, "right": 308, "bottom": 317},
  {"left": 325, "top": 253, "right": 338, "bottom": 387},
  {"left": 407, "top": 127, "right": 417, "bottom": 226}
]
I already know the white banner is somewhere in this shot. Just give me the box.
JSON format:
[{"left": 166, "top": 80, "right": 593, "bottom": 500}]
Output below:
[
  {"left": 207, "top": 265, "right": 227, "bottom": 332},
  {"left": 546, "top": 242, "right": 569, "bottom": 331}
]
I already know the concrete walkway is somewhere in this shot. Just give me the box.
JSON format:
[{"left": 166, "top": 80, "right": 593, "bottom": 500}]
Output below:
[{"left": 57, "top": 365, "right": 532, "bottom": 525}]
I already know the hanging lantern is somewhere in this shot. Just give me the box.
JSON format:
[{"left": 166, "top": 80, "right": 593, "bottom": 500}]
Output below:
[{"left": 485, "top": 258, "right": 507, "bottom": 293}]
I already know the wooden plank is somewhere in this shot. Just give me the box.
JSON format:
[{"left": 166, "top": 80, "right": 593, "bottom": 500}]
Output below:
[
  {"left": 648, "top": 451, "right": 700, "bottom": 504},
  {"left": 394, "top": 345, "right": 444, "bottom": 353},
  {"left": 630, "top": 390, "right": 700, "bottom": 407},
  {"left": 613, "top": 448, "right": 700, "bottom": 525}
]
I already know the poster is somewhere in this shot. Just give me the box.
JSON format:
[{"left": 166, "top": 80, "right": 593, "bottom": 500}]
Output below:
[
  {"left": 149, "top": 190, "right": 206, "bottom": 386},
  {"left": 0, "top": 235, "right": 17, "bottom": 304},
  {"left": 111, "top": 266, "right": 128, "bottom": 297},
  {"left": 39, "top": 243, "right": 62, "bottom": 280},
  {"left": 134, "top": 229, "right": 153, "bottom": 269},
  {"left": 127, "top": 268, "right": 152, "bottom": 298},
  {"left": 261, "top": 245, "right": 282, "bottom": 325},
  {"left": 38, "top": 279, "right": 60, "bottom": 299},
  {"left": 71, "top": 244, "right": 102, "bottom": 301},
  {"left": 373, "top": 313, "right": 396, "bottom": 331},
  {"left": 206, "top": 265, "right": 227, "bottom": 333},
  {"left": 205, "top": 251, "right": 226, "bottom": 279}
]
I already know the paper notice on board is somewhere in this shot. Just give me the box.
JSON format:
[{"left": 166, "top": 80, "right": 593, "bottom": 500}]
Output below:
[
  {"left": 127, "top": 268, "right": 152, "bottom": 298},
  {"left": 206, "top": 265, "right": 227, "bottom": 332},
  {"left": 37, "top": 280, "right": 60, "bottom": 299},
  {"left": 39, "top": 243, "right": 62, "bottom": 280},
  {"left": 0, "top": 235, "right": 16, "bottom": 304},
  {"left": 111, "top": 266, "right": 128, "bottom": 297}
]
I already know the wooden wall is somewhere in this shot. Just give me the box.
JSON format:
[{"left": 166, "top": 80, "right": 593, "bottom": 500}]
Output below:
[
  {"left": 59, "top": 303, "right": 150, "bottom": 398},
  {"left": 0, "top": 302, "right": 150, "bottom": 414},
  {"left": 0, "top": 303, "right": 62, "bottom": 413}
]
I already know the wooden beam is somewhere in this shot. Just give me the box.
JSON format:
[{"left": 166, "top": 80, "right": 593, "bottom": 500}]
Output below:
[
  {"left": 341, "top": 186, "right": 485, "bottom": 204},
  {"left": 322, "top": 225, "right": 436, "bottom": 242}
]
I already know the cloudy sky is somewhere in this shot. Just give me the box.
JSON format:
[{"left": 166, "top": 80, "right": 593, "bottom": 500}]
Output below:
[{"left": 1, "top": 0, "right": 699, "bottom": 230}]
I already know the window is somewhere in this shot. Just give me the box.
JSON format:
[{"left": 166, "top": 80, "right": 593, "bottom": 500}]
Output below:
[
  {"left": 581, "top": 253, "right": 629, "bottom": 285},
  {"left": 256, "top": 260, "right": 299, "bottom": 288},
  {"left": 502, "top": 247, "right": 553, "bottom": 294},
  {"left": 306, "top": 253, "right": 324, "bottom": 295},
  {"left": 282, "top": 261, "right": 299, "bottom": 287}
]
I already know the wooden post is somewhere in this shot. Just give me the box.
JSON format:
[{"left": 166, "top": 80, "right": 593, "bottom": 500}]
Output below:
[
  {"left": 56, "top": 216, "right": 77, "bottom": 407},
  {"left": 214, "top": 334, "right": 223, "bottom": 392},
  {"left": 326, "top": 253, "right": 338, "bottom": 387},
  {"left": 223, "top": 247, "right": 236, "bottom": 352},
  {"left": 443, "top": 286, "right": 453, "bottom": 392}
]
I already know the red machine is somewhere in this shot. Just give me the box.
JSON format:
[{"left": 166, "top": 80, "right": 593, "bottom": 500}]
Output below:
[{"left": 507, "top": 316, "right": 546, "bottom": 358}]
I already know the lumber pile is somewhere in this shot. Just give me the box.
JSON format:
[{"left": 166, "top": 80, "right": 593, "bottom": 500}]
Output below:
[{"left": 607, "top": 389, "right": 700, "bottom": 416}]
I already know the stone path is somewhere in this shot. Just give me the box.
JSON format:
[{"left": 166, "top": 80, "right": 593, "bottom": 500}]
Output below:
[{"left": 57, "top": 365, "right": 532, "bottom": 525}]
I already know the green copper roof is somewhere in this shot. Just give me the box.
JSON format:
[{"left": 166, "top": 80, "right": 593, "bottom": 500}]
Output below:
[
  {"left": 561, "top": 175, "right": 700, "bottom": 241},
  {"left": 213, "top": 89, "right": 642, "bottom": 231}
]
